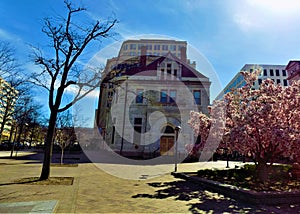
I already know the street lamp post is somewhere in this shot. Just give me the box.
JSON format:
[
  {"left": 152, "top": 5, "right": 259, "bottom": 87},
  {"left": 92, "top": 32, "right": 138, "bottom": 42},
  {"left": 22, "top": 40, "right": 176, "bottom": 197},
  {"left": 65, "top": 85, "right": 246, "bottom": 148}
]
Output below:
[
  {"left": 120, "top": 80, "right": 128, "bottom": 155},
  {"left": 174, "top": 126, "right": 181, "bottom": 172}
]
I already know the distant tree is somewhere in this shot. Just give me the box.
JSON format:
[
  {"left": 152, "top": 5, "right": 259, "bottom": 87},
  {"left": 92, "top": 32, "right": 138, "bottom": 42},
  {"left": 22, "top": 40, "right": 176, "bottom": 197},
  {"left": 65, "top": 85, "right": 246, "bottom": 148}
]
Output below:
[
  {"left": 0, "top": 41, "right": 19, "bottom": 78},
  {"left": 189, "top": 70, "right": 300, "bottom": 181},
  {"left": 10, "top": 90, "right": 41, "bottom": 156},
  {"left": 55, "top": 110, "right": 76, "bottom": 164},
  {"left": 31, "top": 1, "right": 117, "bottom": 180}
]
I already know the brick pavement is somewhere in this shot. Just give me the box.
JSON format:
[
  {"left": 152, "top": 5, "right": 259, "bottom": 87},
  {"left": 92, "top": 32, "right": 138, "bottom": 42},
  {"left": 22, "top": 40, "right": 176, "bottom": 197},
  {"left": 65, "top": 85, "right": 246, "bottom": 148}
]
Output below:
[{"left": 0, "top": 151, "right": 296, "bottom": 213}]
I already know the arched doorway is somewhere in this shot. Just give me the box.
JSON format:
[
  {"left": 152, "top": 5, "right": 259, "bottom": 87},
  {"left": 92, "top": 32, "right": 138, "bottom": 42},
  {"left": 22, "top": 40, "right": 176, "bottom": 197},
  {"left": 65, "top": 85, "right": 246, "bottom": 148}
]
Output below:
[{"left": 160, "top": 125, "right": 175, "bottom": 155}]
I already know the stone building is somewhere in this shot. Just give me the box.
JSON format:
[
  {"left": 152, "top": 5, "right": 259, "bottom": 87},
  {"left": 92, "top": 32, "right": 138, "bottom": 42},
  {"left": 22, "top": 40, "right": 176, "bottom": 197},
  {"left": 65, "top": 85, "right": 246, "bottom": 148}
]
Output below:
[{"left": 96, "top": 40, "right": 210, "bottom": 159}]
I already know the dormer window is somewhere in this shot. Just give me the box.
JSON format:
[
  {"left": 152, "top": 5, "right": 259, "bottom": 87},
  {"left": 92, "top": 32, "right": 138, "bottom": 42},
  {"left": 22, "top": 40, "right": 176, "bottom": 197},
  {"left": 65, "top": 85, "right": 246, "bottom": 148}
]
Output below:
[{"left": 174, "top": 69, "right": 177, "bottom": 77}]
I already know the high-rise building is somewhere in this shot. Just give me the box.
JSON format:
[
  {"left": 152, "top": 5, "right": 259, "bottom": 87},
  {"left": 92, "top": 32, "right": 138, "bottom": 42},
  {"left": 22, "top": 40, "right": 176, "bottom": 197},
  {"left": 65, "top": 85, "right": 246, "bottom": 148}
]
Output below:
[
  {"left": 215, "top": 64, "right": 289, "bottom": 100},
  {"left": 0, "top": 77, "right": 18, "bottom": 140},
  {"left": 103, "top": 39, "right": 196, "bottom": 77}
]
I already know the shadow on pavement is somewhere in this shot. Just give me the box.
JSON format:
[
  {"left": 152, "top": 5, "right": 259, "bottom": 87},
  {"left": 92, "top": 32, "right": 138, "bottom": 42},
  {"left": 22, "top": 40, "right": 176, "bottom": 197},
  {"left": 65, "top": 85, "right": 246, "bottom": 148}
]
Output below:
[
  {"left": 131, "top": 179, "right": 299, "bottom": 213},
  {"left": 0, "top": 151, "right": 92, "bottom": 164},
  {"left": 0, "top": 178, "right": 40, "bottom": 187}
]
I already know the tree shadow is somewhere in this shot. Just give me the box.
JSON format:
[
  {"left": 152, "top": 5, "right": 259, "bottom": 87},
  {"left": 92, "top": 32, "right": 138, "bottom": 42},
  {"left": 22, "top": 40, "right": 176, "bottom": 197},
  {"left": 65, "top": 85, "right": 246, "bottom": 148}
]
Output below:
[
  {"left": 0, "top": 177, "right": 74, "bottom": 186},
  {"left": 0, "top": 178, "right": 40, "bottom": 186},
  {"left": 0, "top": 152, "right": 43, "bottom": 163},
  {"left": 132, "top": 179, "right": 290, "bottom": 213}
]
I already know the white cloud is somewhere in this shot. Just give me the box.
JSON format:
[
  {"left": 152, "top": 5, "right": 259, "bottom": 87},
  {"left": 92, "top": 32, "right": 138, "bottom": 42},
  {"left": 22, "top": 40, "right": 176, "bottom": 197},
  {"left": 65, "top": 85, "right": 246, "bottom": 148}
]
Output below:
[
  {"left": 233, "top": 13, "right": 261, "bottom": 32},
  {"left": 232, "top": 0, "right": 300, "bottom": 32},
  {"left": 0, "top": 28, "right": 22, "bottom": 42},
  {"left": 246, "top": 0, "right": 300, "bottom": 16},
  {"left": 0, "top": 28, "right": 11, "bottom": 40}
]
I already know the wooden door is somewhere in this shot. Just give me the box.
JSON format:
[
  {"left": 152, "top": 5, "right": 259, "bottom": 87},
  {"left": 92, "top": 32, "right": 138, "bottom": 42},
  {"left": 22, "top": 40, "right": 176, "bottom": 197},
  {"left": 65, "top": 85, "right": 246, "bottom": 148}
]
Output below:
[{"left": 160, "top": 136, "right": 174, "bottom": 155}]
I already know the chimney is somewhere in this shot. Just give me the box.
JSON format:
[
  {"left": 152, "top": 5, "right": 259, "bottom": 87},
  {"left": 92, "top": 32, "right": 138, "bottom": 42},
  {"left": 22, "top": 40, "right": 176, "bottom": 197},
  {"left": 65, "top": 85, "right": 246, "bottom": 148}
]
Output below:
[
  {"left": 140, "top": 45, "right": 147, "bottom": 68},
  {"left": 180, "top": 46, "right": 187, "bottom": 63}
]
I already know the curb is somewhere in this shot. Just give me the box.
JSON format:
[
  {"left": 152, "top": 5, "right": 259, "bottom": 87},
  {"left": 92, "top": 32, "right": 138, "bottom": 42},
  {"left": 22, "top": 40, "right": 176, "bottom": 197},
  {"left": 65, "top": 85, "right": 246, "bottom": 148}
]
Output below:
[{"left": 172, "top": 172, "right": 300, "bottom": 205}]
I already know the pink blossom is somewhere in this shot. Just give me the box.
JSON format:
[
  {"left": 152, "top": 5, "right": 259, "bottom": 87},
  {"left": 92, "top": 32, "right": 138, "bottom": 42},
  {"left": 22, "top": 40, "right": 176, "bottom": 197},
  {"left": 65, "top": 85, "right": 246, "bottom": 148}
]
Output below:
[{"left": 189, "top": 69, "right": 300, "bottom": 167}]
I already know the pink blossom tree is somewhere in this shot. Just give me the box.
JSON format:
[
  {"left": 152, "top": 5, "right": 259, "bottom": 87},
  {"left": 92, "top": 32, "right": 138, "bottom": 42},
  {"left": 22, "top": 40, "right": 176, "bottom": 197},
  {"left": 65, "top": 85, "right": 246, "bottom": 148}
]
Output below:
[
  {"left": 187, "top": 100, "right": 226, "bottom": 161},
  {"left": 189, "top": 69, "right": 300, "bottom": 181}
]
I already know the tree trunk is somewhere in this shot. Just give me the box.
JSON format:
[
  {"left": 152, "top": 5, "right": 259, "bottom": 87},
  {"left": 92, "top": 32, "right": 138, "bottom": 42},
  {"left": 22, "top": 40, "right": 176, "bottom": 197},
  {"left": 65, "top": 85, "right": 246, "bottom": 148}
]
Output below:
[
  {"left": 8, "top": 123, "right": 14, "bottom": 143},
  {"left": 10, "top": 126, "right": 18, "bottom": 157},
  {"left": 39, "top": 110, "right": 58, "bottom": 180},
  {"left": 256, "top": 161, "right": 269, "bottom": 182},
  {"left": 0, "top": 105, "right": 9, "bottom": 143}
]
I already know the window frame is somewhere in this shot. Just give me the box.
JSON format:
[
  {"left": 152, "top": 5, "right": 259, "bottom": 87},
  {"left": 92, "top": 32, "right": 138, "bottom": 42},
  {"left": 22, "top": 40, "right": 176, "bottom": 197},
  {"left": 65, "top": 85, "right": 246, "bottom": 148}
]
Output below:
[
  {"left": 135, "top": 89, "right": 144, "bottom": 104},
  {"left": 193, "top": 90, "right": 201, "bottom": 105}
]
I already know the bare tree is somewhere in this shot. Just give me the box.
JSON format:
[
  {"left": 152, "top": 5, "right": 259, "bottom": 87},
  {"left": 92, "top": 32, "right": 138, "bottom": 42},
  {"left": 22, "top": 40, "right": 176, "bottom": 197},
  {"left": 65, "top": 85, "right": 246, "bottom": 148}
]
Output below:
[
  {"left": 0, "top": 41, "right": 19, "bottom": 78},
  {"left": 31, "top": 1, "right": 117, "bottom": 180},
  {"left": 10, "top": 90, "right": 41, "bottom": 157},
  {"left": 56, "top": 110, "right": 76, "bottom": 164}
]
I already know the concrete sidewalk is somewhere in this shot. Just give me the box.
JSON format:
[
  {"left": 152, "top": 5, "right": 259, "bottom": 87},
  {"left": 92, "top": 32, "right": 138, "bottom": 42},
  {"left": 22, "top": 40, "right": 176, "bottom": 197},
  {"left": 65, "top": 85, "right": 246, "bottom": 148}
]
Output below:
[{"left": 0, "top": 151, "right": 290, "bottom": 213}]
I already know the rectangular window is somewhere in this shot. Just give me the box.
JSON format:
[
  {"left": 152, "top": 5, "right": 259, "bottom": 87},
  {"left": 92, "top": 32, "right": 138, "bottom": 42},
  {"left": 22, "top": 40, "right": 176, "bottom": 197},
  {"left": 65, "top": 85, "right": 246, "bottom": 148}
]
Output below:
[
  {"left": 270, "top": 69, "right": 274, "bottom": 76},
  {"left": 162, "top": 45, "right": 168, "bottom": 51},
  {"left": 130, "top": 44, "right": 136, "bottom": 50},
  {"left": 169, "top": 45, "right": 176, "bottom": 51},
  {"left": 276, "top": 69, "right": 280, "bottom": 76},
  {"left": 282, "top": 70, "right": 287, "bottom": 76},
  {"left": 133, "top": 118, "right": 142, "bottom": 145},
  {"left": 169, "top": 90, "right": 176, "bottom": 103},
  {"left": 138, "top": 44, "right": 143, "bottom": 50},
  {"left": 193, "top": 90, "right": 201, "bottom": 105},
  {"left": 167, "top": 63, "right": 171, "bottom": 75},
  {"left": 283, "top": 79, "right": 288, "bottom": 86},
  {"left": 134, "top": 118, "right": 142, "bottom": 125},
  {"left": 136, "top": 89, "right": 143, "bottom": 103},
  {"left": 161, "top": 69, "right": 165, "bottom": 80},
  {"left": 146, "top": 44, "right": 152, "bottom": 50},
  {"left": 173, "top": 69, "right": 177, "bottom": 77},
  {"left": 154, "top": 45, "right": 160, "bottom": 50},
  {"left": 258, "top": 79, "right": 262, "bottom": 85},
  {"left": 263, "top": 69, "right": 268, "bottom": 76},
  {"left": 276, "top": 79, "right": 281, "bottom": 84},
  {"left": 160, "top": 90, "right": 167, "bottom": 103}
]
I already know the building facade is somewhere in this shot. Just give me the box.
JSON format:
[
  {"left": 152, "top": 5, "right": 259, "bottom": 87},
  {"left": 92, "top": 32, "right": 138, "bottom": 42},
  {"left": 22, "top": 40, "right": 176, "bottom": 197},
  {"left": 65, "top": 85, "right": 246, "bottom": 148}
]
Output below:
[
  {"left": 0, "top": 77, "right": 18, "bottom": 140},
  {"left": 96, "top": 39, "right": 211, "bottom": 158},
  {"left": 286, "top": 60, "right": 300, "bottom": 84},
  {"left": 215, "top": 64, "right": 289, "bottom": 100}
]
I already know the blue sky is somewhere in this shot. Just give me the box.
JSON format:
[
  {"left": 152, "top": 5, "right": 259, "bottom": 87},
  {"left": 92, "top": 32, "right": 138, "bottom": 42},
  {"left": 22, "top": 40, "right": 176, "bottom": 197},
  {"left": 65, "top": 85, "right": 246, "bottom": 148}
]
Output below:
[{"left": 1, "top": 0, "right": 300, "bottom": 119}]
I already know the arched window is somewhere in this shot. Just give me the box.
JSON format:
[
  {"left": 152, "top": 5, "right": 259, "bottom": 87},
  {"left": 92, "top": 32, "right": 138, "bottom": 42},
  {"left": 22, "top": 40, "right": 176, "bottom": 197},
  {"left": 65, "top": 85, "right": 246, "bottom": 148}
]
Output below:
[{"left": 161, "top": 125, "right": 174, "bottom": 134}]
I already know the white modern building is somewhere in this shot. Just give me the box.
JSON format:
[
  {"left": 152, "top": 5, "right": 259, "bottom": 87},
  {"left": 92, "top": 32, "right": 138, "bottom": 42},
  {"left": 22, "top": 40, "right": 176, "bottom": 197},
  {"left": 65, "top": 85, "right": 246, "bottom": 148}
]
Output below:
[
  {"left": 0, "top": 77, "right": 18, "bottom": 140},
  {"left": 215, "top": 64, "right": 289, "bottom": 100}
]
